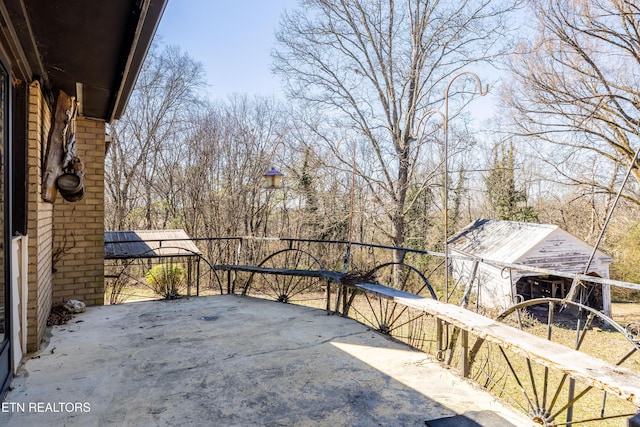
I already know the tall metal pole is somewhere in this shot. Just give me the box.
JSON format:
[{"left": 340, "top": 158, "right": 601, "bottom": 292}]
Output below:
[
  {"left": 331, "top": 136, "right": 356, "bottom": 272},
  {"left": 334, "top": 136, "right": 357, "bottom": 316},
  {"left": 443, "top": 71, "right": 488, "bottom": 302}
]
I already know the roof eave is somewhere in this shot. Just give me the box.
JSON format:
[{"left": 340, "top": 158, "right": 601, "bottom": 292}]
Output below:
[{"left": 109, "top": 0, "right": 167, "bottom": 122}]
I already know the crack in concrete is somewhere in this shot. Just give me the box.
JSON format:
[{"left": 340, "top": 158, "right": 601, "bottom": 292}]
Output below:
[{"left": 238, "top": 330, "right": 372, "bottom": 358}]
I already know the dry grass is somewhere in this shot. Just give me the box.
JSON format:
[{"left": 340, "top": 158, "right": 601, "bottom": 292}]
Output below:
[
  {"left": 104, "top": 278, "right": 223, "bottom": 304},
  {"left": 612, "top": 302, "right": 640, "bottom": 324}
]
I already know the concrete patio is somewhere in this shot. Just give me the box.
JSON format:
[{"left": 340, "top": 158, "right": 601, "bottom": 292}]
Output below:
[{"left": 0, "top": 295, "right": 531, "bottom": 426}]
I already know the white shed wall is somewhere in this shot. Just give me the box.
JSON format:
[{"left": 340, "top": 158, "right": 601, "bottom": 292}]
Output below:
[
  {"left": 450, "top": 228, "right": 612, "bottom": 315},
  {"left": 451, "top": 255, "right": 515, "bottom": 312}
]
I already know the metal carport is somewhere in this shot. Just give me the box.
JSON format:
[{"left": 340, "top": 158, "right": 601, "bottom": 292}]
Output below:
[{"left": 104, "top": 230, "right": 204, "bottom": 302}]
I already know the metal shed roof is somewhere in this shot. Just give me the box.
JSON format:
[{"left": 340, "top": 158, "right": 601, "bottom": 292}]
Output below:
[
  {"left": 105, "top": 230, "right": 201, "bottom": 259},
  {"left": 447, "top": 218, "right": 610, "bottom": 264}
]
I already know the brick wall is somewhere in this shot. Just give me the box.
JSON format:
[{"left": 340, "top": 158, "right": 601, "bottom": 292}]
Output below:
[
  {"left": 25, "top": 84, "right": 106, "bottom": 352},
  {"left": 52, "top": 117, "right": 105, "bottom": 307},
  {"left": 26, "top": 81, "right": 53, "bottom": 351}
]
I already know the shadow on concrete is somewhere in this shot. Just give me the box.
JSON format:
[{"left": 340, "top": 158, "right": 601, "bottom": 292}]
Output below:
[
  {"left": 0, "top": 295, "right": 529, "bottom": 426},
  {"left": 425, "top": 411, "right": 516, "bottom": 426}
]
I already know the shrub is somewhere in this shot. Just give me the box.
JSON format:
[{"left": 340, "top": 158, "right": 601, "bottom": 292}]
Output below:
[{"left": 146, "top": 263, "right": 186, "bottom": 299}]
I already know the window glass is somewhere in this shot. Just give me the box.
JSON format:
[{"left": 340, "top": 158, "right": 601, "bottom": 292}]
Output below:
[{"left": 0, "top": 63, "right": 6, "bottom": 344}]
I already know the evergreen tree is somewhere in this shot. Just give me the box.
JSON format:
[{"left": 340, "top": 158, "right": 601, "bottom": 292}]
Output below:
[{"left": 485, "top": 144, "right": 538, "bottom": 222}]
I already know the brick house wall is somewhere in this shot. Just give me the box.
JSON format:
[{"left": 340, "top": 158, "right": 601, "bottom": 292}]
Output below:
[
  {"left": 26, "top": 81, "right": 53, "bottom": 351},
  {"left": 25, "top": 82, "right": 106, "bottom": 351},
  {"left": 52, "top": 117, "right": 105, "bottom": 307}
]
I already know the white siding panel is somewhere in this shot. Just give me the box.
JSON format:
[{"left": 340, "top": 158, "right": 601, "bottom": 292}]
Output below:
[{"left": 519, "top": 229, "right": 611, "bottom": 277}]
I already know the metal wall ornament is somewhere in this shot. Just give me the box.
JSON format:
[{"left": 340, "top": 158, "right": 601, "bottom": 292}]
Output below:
[{"left": 58, "top": 102, "right": 85, "bottom": 202}]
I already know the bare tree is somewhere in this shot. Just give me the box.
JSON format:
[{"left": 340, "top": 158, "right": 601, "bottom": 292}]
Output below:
[
  {"left": 506, "top": 0, "right": 640, "bottom": 205},
  {"left": 168, "top": 95, "right": 291, "bottom": 239},
  {"left": 105, "top": 42, "right": 206, "bottom": 230},
  {"left": 274, "top": 0, "right": 520, "bottom": 262}
]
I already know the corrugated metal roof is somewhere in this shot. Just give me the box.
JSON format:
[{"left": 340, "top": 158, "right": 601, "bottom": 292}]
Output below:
[
  {"left": 104, "top": 230, "right": 201, "bottom": 259},
  {"left": 448, "top": 218, "right": 558, "bottom": 262}
]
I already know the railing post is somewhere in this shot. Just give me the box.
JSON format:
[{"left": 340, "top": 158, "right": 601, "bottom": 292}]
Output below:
[
  {"left": 461, "top": 330, "right": 469, "bottom": 378},
  {"left": 436, "top": 319, "right": 445, "bottom": 362},
  {"left": 333, "top": 284, "right": 343, "bottom": 315},
  {"left": 341, "top": 286, "right": 348, "bottom": 315},
  {"left": 445, "top": 327, "right": 462, "bottom": 366},
  {"left": 325, "top": 279, "right": 331, "bottom": 312}
]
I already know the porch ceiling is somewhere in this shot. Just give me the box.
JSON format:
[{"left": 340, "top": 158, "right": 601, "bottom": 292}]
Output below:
[{"left": 3, "top": 0, "right": 166, "bottom": 121}]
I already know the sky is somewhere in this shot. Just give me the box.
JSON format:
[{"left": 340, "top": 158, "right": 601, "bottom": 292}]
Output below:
[
  {"left": 155, "top": 0, "right": 497, "bottom": 120},
  {"left": 155, "top": 0, "right": 299, "bottom": 99}
]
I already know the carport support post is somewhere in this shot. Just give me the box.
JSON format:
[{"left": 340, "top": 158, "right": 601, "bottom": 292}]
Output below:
[
  {"left": 196, "top": 258, "right": 201, "bottom": 296},
  {"left": 187, "top": 258, "right": 192, "bottom": 296}
]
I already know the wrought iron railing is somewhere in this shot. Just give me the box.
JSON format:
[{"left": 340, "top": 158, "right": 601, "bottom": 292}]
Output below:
[{"left": 104, "top": 236, "right": 640, "bottom": 426}]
